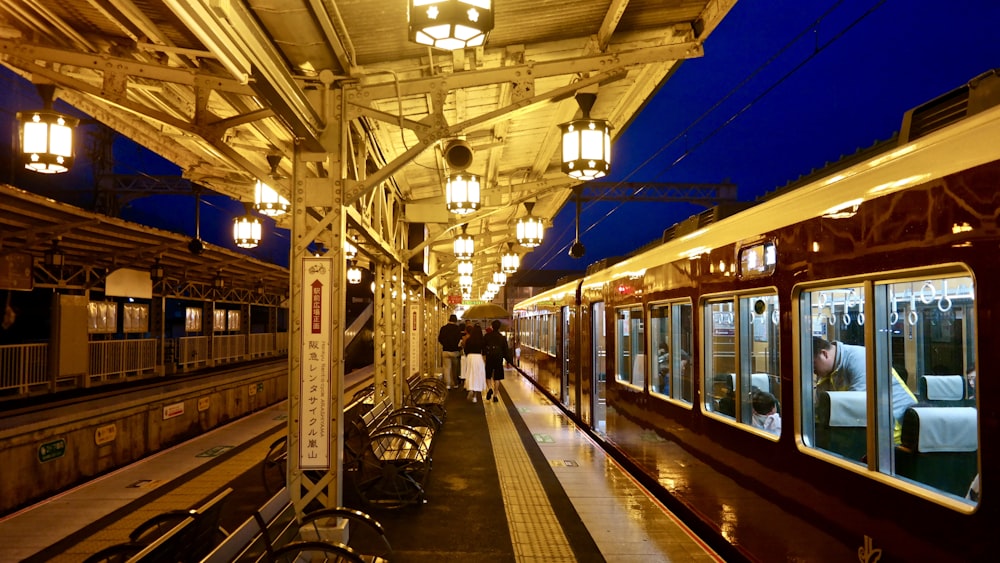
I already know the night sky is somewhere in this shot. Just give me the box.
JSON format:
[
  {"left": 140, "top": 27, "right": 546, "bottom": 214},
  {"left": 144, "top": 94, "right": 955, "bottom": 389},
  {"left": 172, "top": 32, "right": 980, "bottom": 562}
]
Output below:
[
  {"left": 525, "top": 0, "right": 1000, "bottom": 271},
  {"left": 3, "top": 0, "right": 1000, "bottom": 275}
]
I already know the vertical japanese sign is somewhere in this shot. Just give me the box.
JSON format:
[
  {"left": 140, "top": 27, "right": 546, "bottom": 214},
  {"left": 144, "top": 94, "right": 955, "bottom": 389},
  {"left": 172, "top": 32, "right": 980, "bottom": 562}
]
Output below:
[{"left": 299, "top": 257, "right": 332, "bottom": 470}]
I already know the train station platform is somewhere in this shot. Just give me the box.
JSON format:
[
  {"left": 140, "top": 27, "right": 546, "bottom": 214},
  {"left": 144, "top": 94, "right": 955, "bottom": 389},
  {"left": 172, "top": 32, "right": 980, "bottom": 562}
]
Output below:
[{"left": 0, "top": 369, "right": 722, "bottom": 562}]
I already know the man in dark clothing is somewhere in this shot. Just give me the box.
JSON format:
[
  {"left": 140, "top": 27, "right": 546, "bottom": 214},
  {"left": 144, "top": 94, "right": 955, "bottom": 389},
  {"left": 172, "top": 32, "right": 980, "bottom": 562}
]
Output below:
[
  {"left": 438, "top": 314, "right": 464, "bottom": 389},
  {"left": 482, "top": 319, "right": 511, "bottom": 402}
]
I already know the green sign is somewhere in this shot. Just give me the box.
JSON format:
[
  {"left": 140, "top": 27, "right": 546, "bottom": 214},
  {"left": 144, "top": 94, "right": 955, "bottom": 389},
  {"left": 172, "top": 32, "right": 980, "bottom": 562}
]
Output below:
[
  {"left": 197, "top": 445, "right": 234, "bottom": 458},
  {"left": 38, "top": 439, "right": 66, "bottom": 462},
  {"left": 533, "top": 433, "right": 554, "bottom": 443}
]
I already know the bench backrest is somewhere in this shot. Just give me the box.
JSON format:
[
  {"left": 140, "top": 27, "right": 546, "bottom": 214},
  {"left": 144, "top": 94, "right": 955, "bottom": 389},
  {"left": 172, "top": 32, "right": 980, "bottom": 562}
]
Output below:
[
  {"left": 127, "top": 487, "right": 232, "bottom": 563},
  {"left": 360, "top": 396, "right": 393, "bottom": 431},
  {"left": 202, "top": 488, "right": 292, "bottom": 563}
]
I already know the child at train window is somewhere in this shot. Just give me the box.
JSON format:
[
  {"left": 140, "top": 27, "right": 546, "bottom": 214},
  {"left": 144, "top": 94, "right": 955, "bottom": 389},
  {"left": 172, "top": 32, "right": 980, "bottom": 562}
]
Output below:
[{"left": 751, "top": 390, "right": 781, "bottom": 436}]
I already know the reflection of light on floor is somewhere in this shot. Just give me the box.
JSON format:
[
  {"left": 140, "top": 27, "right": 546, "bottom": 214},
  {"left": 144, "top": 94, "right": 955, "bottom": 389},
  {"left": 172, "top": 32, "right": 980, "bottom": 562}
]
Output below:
[{"left": 720, "top": 502, "right": 738, "bottom": 542}]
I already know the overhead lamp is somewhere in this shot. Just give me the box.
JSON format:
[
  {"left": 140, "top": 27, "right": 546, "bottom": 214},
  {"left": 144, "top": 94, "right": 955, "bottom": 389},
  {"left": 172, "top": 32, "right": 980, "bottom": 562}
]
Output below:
[
  {"left": 408, "top": 0, "right": 494, "bottom": 51},
  {"left": 345, "top": 237, "right": 358, "bottom": 260},
  {"left": 487, "top": 281, "right": 499, "bottom": 294},
  {"left": 233, "top": 203, "right": 262, "bottom": 249},
  {"left": 492, "top": 270, "right": 506, "bottom": 286},
  {"left": 457, "top": 260, "right": 474, "bottom": 276},
  {"left": 559, "top": 92, "right": 611, "bottom": 180},
  {"left": 501, "top": 242, "right": 520, "bottom": 274},
  {"left": 454, "top": 225, "right": 474, "bottom": 259},
  {"left": 151, "top": 259, "right": 165, "bottom": 281},
  {"left": 44, "top": 239, "right": 65, "bottom": 267},
  {"left": 347, "top": 261, "right": 362, "bottom": 285},
  {"left": 254, "top": 180, "right": 289, "bottom": 217},
  {"left": 17, "top": 84, "right": 79, "bottom": 174},
  {"left": 516, "top": 202, "right": 543, "bottom": 248},
  {"left": 255, "top": 154, "right": 290, "bottom": 216},
  {"left": 459, "top": 273, "right": 473, "bottom": 290},
  {"left": 446, "top": 173, "right": 481, "bottom": 215}
]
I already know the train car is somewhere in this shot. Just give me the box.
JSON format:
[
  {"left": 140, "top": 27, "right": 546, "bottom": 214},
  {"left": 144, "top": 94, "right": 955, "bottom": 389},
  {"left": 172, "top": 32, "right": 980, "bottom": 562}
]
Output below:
[{"left": 513, "top": 70, "right": 999, "bottom": 561}]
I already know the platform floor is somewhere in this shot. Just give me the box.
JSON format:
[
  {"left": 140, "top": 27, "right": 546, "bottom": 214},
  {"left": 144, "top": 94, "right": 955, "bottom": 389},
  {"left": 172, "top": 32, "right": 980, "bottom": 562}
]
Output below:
[{"left": 0, "top": 369, "right": 722, "bottom": 562}]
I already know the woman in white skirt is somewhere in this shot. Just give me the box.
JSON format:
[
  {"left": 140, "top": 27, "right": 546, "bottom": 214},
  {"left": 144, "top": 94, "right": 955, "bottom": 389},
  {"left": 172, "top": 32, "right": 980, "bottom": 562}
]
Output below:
[{"left": 462, "top": 322, "right": 487, "bottom": 402}]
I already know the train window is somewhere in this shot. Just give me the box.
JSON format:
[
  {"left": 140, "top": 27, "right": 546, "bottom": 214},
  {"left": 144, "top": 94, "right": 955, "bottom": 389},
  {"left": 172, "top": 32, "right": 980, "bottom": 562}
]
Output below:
[
  {"left": 615, "top": 306, "right": 645, "bottom": 388},
  {"left": 703, "top": 293, "right": 781, "bottom": 436},
  {"left": 739, "top": 293, "right": 781, "bottom": 437},
  {"left": 799, "top": 273, "right": 979, "bottom": 505},
  {"left": 649, "top": 301, "right": 693, "bottom": 404},
  {"left": 704, "top": 299, "right": 736, "bottom": 419}
]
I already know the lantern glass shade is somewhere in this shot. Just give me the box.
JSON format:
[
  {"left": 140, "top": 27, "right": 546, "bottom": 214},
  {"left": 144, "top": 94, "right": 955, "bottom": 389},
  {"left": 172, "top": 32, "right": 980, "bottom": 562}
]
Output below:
[
  {"left": 454, "top": 232, "right": 474, "bottom": 259},
  {"left": 446, "top": 173, "right": 481, "bottom": 214},
  {"left": 254, "top": 180, "right": 290, "bottom": 216},
  {"left": 501, "top": 251, "right": 519, "bottom": 274},
  {"left": 233, "top": 213, "right": 262, "bottom": 248},
  {"left": 516, "top": 215, "right": 544, "bottom": 248},
  {"left": 347, "top": 263, "right": 362, "bottom": 284},
  {"left": 459, "top": 273, "right": 473, "bottom": 290},
  {"left": 457, "top": 260, "right": 474, "bottom": 276},
  {"left": 493, "top": 270, "right": 506, "bottom": 286},
  {"left": 17, "top": 110, "right": 78, "bottom": 174},
  {"left": 408, "top": 0, "right": 494, "bottom": 51},
  {"left": 560, "top": 118, "right": 611, "bottom": 180}
]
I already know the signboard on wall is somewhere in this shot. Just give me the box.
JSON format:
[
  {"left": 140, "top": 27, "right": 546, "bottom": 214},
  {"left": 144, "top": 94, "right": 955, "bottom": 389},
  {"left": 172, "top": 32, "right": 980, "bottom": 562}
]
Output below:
[
  {"left": 0, "top": 251, "right": 33, "bottom": 291},
  {"left": 299, "top": 257, "right": 332, "bottom": 470}
]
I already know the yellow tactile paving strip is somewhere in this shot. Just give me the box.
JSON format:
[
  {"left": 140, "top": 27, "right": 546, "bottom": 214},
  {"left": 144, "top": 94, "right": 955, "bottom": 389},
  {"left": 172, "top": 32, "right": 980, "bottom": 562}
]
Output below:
[
  {"left": 485, "top": 397, "right": 577, "bottom": 563},
  {"left": 56, "top": 429, "right": 282, "bottom": 562}
]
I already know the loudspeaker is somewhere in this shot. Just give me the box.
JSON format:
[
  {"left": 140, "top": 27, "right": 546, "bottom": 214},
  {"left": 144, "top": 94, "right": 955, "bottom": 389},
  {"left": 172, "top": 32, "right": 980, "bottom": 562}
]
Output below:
[{"left": 443, "top": 139, "right": 473, "bottom": 170}]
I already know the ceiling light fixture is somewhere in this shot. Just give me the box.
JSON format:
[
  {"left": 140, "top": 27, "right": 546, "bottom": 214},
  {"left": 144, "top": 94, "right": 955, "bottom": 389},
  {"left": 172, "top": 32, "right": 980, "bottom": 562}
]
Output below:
[
  {"left": 446, "top": 172, "right": 481, "bottom": 215},
  {"left": 17, "top": 84, "right": 79, "bottom": 174},
  {"left": 408, "top": 0, "right": 494, "bottom": 51},
  {"left": 454, "top": 225, "right": 474, "bottom": 259},
  {"left": 233, "top": 203, "right": 262, "bottom": 249},
  {"left": 559, "top": 91, "right": 611, "bottom": 180},
  {"left": 516, "top": 202, "right": 543, "bottom": 248}
]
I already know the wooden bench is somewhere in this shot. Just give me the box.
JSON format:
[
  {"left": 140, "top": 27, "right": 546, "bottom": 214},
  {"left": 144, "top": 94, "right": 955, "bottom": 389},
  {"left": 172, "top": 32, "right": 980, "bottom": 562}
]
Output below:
[
  {"left": 82, "top": 488, "right": 232, "bottom": 563},
  {"left": 203, "top": 488, "right": 391, "bottom": 563}
]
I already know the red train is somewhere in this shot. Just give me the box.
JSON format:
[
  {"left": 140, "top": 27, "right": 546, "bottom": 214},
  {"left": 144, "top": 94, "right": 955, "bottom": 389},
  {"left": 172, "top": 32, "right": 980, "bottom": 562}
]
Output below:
[{"left": 513, "top": 71, "right": 998, "bottom": 561}]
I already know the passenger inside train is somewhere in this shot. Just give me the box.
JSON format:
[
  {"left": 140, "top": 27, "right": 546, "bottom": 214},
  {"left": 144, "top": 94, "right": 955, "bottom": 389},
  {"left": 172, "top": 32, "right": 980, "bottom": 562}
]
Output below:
[
  {"left": 800, "top": 276, "right": 978, "bottom": 500},
  {"left": 750, "top": 390, "right": 781, "bottom": 436}
]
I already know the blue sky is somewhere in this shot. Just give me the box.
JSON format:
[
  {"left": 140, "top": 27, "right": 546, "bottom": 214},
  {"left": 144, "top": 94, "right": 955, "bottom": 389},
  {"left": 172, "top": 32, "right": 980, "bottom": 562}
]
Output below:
[{"left": 525, "top": 0, "right": 1000, "bottom": 271}]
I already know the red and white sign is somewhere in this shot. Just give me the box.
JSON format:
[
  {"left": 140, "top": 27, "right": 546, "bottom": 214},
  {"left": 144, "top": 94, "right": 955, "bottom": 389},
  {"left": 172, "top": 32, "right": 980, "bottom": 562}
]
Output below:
[{"left": 299, "top": 257, "right": 333, "bottom": 470}]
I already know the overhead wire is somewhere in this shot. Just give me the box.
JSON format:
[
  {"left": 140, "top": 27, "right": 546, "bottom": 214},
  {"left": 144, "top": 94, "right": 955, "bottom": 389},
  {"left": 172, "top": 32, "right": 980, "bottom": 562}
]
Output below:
[{"left": 529, "top": 0, "right": 887, "bottom": 270}]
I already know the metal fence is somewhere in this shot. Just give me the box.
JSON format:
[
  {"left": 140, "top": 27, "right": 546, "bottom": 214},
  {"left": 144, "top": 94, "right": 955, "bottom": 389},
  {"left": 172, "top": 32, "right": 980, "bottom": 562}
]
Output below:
[{"left": 0, "top": 343, "right": 48, "bottom": 394}]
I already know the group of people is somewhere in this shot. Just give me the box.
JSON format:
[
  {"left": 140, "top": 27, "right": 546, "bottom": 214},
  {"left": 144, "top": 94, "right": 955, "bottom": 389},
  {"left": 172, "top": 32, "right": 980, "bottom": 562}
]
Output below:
[{"left": 438, "top": 315, "right": 512, "bottom": 403}]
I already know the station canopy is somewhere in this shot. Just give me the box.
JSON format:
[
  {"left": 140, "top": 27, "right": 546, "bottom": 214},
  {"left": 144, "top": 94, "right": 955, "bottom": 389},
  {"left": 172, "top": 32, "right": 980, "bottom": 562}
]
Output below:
[{"left": 0, "top": 0, "right": 736, "bottom": 297}]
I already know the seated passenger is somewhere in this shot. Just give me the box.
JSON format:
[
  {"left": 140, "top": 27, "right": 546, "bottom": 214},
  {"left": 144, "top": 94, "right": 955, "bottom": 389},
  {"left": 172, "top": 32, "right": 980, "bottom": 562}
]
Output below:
[
  {"left": 751, "top": 390, "right": 781, "bottom": 436},
  {"left": 966, "top": 368, "right": 976, "bottom": 399},
  {"left": 813, "top": 337, "right": 916, "bottom": 443}
]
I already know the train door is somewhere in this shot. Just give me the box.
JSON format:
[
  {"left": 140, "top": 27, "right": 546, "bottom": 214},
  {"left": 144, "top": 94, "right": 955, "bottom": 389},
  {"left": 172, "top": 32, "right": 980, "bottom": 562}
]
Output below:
[
  {"left": 560, "top": 305, "right": 574, "bottom": 408},
  {"left": 591, "top": 301, "right": 607, "bottom": 437}
]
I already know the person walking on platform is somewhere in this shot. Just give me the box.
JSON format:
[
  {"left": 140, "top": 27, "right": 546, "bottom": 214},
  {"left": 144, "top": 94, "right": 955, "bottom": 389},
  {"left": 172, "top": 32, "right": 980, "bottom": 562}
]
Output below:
[
  {"left": 463, "top": 322, "right": 487, "bottom": 402},
  {"left": 483, "top": 319, "right": 511, "bottom": 403},
  {"left": 438, "top": 314, "right": 463, "bottom": 389}
]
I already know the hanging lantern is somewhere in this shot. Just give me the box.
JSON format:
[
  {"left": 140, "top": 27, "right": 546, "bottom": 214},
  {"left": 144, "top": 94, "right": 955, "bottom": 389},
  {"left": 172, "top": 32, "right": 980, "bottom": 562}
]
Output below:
[
  {"left": 446, "top": 173, "right": 481, "bottom": 214},
  {"left": 487, "top": 281, "right": 499, "bottom": 294},
  {"left": 459, "top": 273, "right": 473, "bottom": 290},
  {"left": 559, "top": 92, "right": 611, "bottom": 180},
  {"left": 516, "top": 202, "right": 543, "bottom": 248},
  {"left": 457, "top": 260, "right": 474, "bottom": 276},
  {"left": 233, "top": 204, "right": 262, "bottom": 249},
  {"left": 501, "top": 243, "right": 520, "bottom": 274},
  {"left": 345, "top": 237, "right": 358, "bottom": 260},
  {"left": 454, "top": 225, "right": 474, "bottom": 259},
  {"left": 254, "top": 180, "right": 290, "bottom": 216},
  {"left": 408, "top": 0, "right": 494, "bottom": 51},
  {"left": 347, "top": 262, "right": 362, "bottom": 284},
  {"left": 17, "top": 85, "right": 78, "bottom": 174},
  {"left": 493, "top": 270, "right": 506, "bottom": 286}
]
